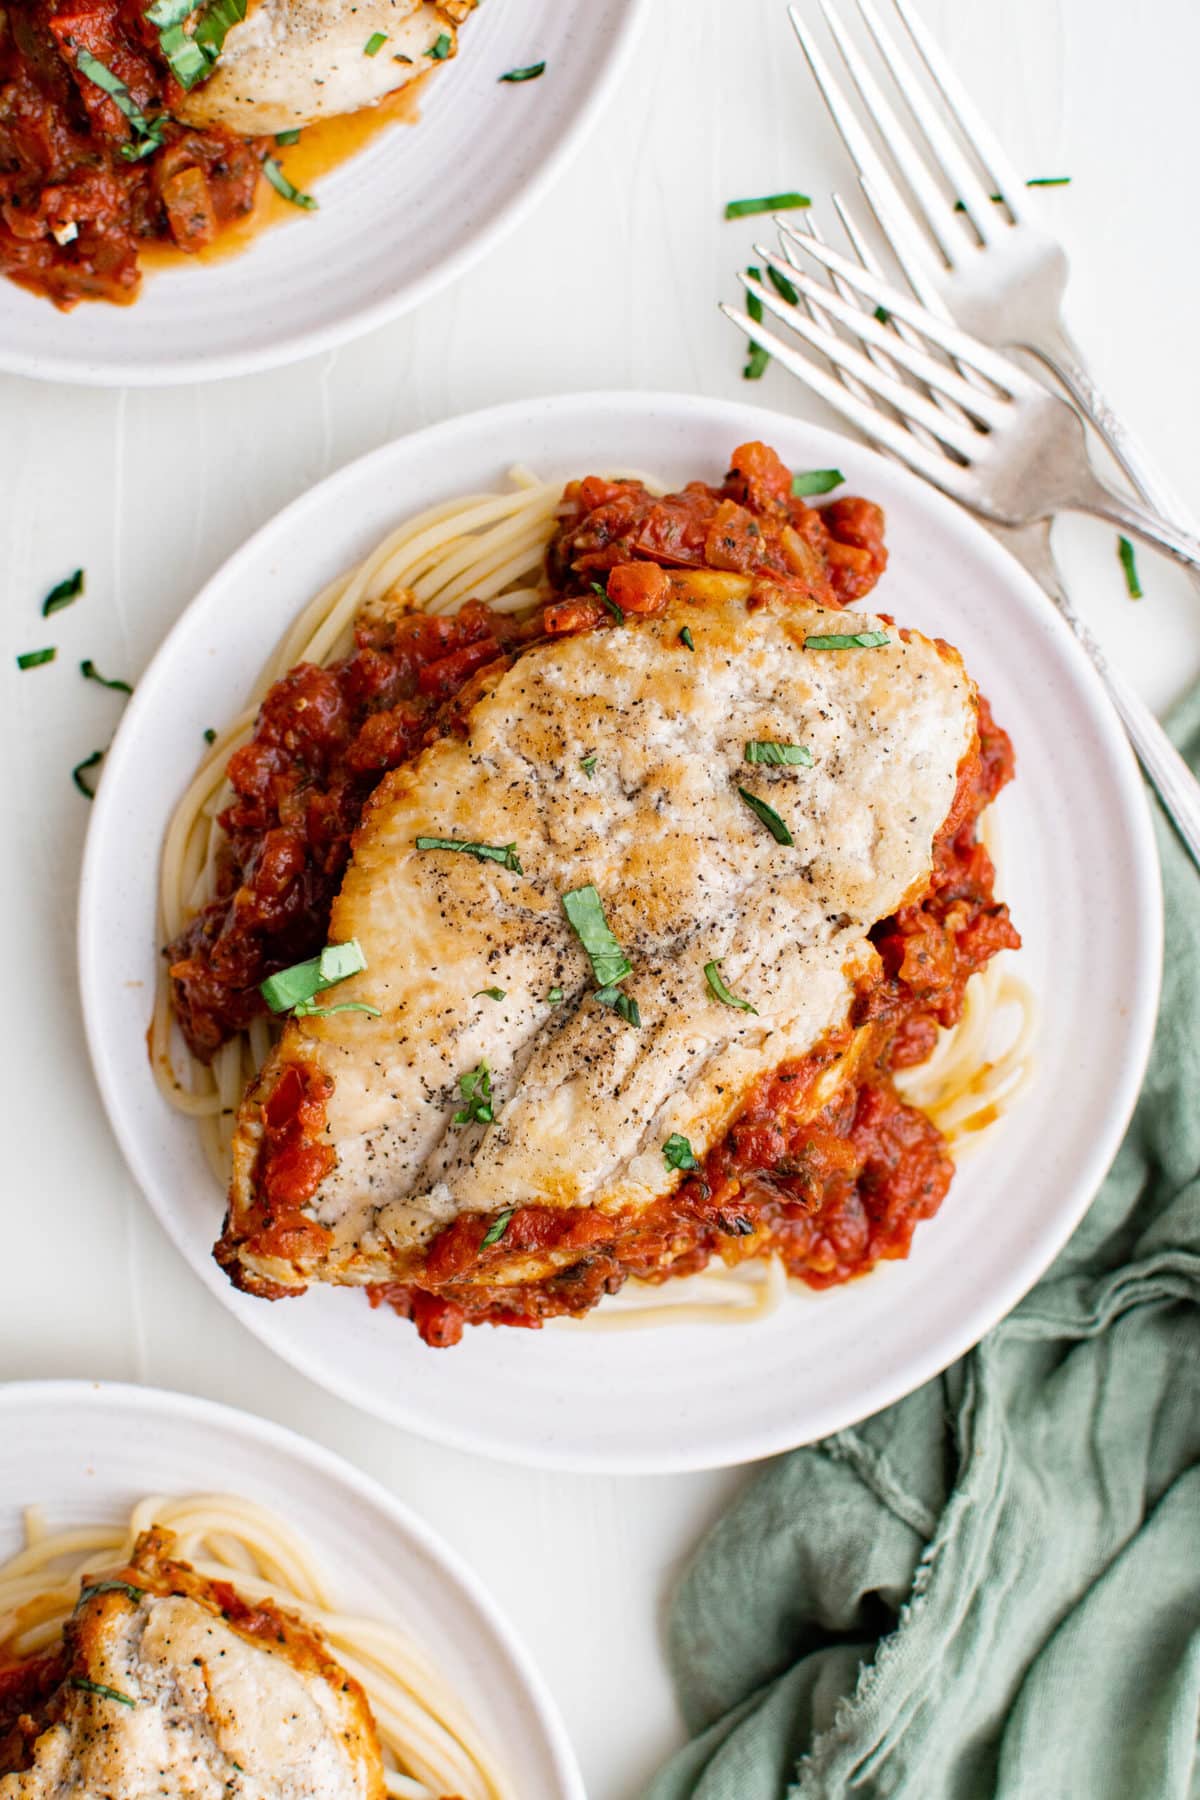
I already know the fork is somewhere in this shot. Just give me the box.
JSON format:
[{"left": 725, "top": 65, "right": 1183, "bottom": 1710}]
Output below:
[
  {"left": 720, "top": 227, "right": 1200, "bottom": 867},
  {"left": 788, "top": 0, "right": 1200, "bottom": 564}
]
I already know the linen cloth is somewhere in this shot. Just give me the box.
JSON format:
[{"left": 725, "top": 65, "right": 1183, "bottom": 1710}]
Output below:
[{"left": 647, "top": 691, "right": 1200, "bottom": 1800}]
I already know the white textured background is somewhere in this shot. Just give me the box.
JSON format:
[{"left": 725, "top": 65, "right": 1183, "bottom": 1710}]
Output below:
[{"left": 1, "top": 3, "right": 1197, "bottom": 1794}]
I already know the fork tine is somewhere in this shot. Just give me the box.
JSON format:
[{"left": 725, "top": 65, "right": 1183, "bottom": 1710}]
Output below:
[
  {"left": 786, "top": 5, "right": 943, "bottom": 280},
  {"left": 719, "top": 302, "right": 971, "bottom": 497},
  {"left": 890, "top": 0, "right": 1028, "bottom": 219},
  {"left": 849, "top": 0, "right": 1002, "bottom": 242},
  {"left": 785, "top": 214, "right": 881, "bottom": 411},
  {"left": 748, "top": 252, "right": 1009, "bottom": 427},
  {"left": 812, "top": 0, "right": 967, "bottom": 265},
  {"left": 776, "top": 221, "right": 1040, "bottom": 393},
  {"left": 741, "top": 268, "right": 987, "bottom": 455}
]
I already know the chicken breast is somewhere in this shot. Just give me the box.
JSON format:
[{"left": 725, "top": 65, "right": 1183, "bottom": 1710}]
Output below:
[
  {"left": 174, "top": 0, "right": 463, "bottom": 135},
  {"left": 220, "top": 581, "right": 975, "bottom": 1298},
  {"left": 0, "top": 1531, "right": 385, "bottom": 1798}
]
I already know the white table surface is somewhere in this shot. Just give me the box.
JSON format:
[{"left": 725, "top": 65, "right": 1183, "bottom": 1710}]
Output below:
[{"left": 2, "top": 2, "right": 1198, "bottom": 1794}]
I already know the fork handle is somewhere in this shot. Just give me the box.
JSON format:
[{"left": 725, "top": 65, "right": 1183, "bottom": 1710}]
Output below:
[{"left": 1070, "top": 474, "right": 1200, "bottom": 577}]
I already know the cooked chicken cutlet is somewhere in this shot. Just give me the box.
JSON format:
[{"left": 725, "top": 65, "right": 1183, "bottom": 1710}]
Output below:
[
  {"left": 0, "top": 1530, "right": 385, "bottom": 1797},
  {"left": 175, "top": 0, "right": 467, "bottom": 135},
  {"left": 219, "top": 578, "right": 975, "bottom": 1301}
]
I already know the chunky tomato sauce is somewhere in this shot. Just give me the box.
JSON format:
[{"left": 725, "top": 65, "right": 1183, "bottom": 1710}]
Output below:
[
  {"left": 0, "top": 2, "right": 262, "bottom": 306},
  {"left": 190, "top": 443, "right": 1018, "bottom": 1343}
]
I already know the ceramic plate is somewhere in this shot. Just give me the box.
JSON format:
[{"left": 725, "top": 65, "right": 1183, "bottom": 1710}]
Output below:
[
  {"left": 0, "top": 1380, "right": 583, "bottom": 1798},
  {"left": 79, "top": 391, "right": 1162, "bottom": 1471},
  {"left": 0, "top": 0, "right": 646, "bottom": 386}
]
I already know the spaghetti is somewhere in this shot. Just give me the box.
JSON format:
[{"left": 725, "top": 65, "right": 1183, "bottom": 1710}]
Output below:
[
  {"left": 0, "top": 1493, "right": 512, "bottom": 1800},
  {"left": 152, "top": 465, "right": 1035, "bottom": 1333}
]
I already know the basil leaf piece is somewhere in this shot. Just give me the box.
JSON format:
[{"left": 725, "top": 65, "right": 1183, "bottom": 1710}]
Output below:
[
  {"left": 192, "top": 0, "right": 247, "bottom": 59},
  {"left": 803, "top": 630, "right": 890, "bottom": 650},
  {"left": 145, "top": 0, "right": 198, "bottom": 26},
  {"left": 43, "top": 569, "right": 84, "bottom": 616},
  {"left": 364, "top": 31, "right": 387, "bottom": 55},
  {"left": 275, "top": 128, "right": 301, "bottom": 145},
  {"left": 743, "top": 265, "right": 769, "bottom": 380},
  {"left": 663, "top": 1133, "right": 700, "bottom": 1172},
  {"left": 259, "top": 939, "right": 367, "bottom": 1013},
  {"left": 426, "top": 31, "right": 452, "bottom": 58},
  {"left": 453, "top": 1060, "right": 493, "bottom": 1125},
  {"left": 591, "top": 581, "right": 624, "bottom": 625},
  {"left": 474, "top": 987, "right": 506, "bottom": 1001},
  {"left": 766, "top": 264, "right": 799, "bottom": 306},
  {"left": 737, "top": 786, "right": 793, "bottom": 846},
  {"left": 679, "top": 626, "right": 695, "bottom": 652},
  {"left": 561, "top": 884, "right": 632, "bottom": 989},
  {"left": 1117, "top": 535, "right": 1143, "bottom": 600},
  {"left": 874, "top": 305, "right": 890, "bottom": 324},
  {"left": 724, "top": 191, "right": 810, "bottom": 219},
  {"left": 16, "top": 647, "right": 55, "bottom": 670},
  {"left": 262, "top": 156, "right": 317, "bottom": 210},
  {"left": 791, "top": 468, "right": 844, "bottom": 497},
  {"left": 415, "top": 836, "right": 523, "bottom": 873},
  {"left": 157, "top": 22, "right": 209, "bottom": 88},
  {"left": 704, "top": 959, "right": 758, "bottom": 1015},
  {"left": 481, "top": 1207, "right": 514, "bottom": 1247},
  {"left": 79, "top": 1581, "right": 145, "bottom": 1604},
  {"left": 74, "top": 50, "right": 165, "bottom": 156},
  {"left": 291, "top": 999, "right": 381, "bottom": 1020},
  {"left": 744, "top": 740, "right": 813, "bottom": 767},
  {"left": 70, "top": 1678, "right": 136, "bottom": 1707},
  {"left": 499, "top": 62, "right": 546, "bottom": 82},
  {"left": 547, "top": 986, "right": 564, "bottom": 1005},
  {"left": 72, "top": 749, "right": 104, "bottom": 798},
  {"left": 595, "top": 984, "right": 640, "bottom": 1027},
  {"left": 80, "top": 659, "right": 132, "bottom": 695},
  {"left": 203, "top": 727, "right": 217, "bottom": 744},
  {"left": 580, "top": 754, "right": 598, "bottom": 778},
  {"left": 1025, "top": 176, "right": 1071, "bottom": 187}
]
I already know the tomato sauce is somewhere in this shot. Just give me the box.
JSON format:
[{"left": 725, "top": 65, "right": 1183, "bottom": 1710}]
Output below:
[{"left": 190, "top": 443, "right": 1018, "bottom": 1341}]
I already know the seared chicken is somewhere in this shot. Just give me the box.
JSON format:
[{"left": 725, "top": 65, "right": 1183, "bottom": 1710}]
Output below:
[
  {"left": 221, "top": 579, "right": 975, "bottom": 1297},
  {"left": 0, "top": 1530, "right": 385, "bottom": 1797},
  {"left": 175, "top": 0, "right": 465, "bottom": 135}
]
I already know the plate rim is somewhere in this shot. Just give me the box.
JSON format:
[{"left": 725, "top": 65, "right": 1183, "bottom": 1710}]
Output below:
[
  {"left": 0, "top": 1376, "right": 586, "bottom": 1798},
  {"left": 78, "top": 388, "right": 1165, "bottom": 1472},
  {"left": 0, "top": 0, "right": 650, "bottom": 388}
]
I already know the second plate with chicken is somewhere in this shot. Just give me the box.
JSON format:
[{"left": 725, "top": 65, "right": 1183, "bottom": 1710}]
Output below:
[{"left": 79, "top": 391, "right": 1161, "bottom": 1471}]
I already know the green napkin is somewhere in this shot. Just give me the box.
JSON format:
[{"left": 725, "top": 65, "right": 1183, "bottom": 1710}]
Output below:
[{"left": 647, "top": 689, "right": 1200, "bottom": 1800}]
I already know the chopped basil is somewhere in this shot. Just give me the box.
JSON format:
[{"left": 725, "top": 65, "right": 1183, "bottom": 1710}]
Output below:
[
  {"left": 591, "top": 581, "right": 624, "bottom": 625},
  {"left": 1025, "top": 176, "right": 1071, "bottom": 187},
  {"left": 415, "top": 836, "right": 523, "bottom": 873},
  {"left": 262, "top": 156, "right": 317, "bottom": 210},
  {"left": 275, "top": 128, "right": 301, "bottom": 146},
  {"left": 156, "top": 21, "right": 209, "bottom": 88},
  {"left": 547, "top": 986, "right": 564, "bottom": 1005},
  {"left": 192, "top": 0, "right": 247, "bottom": 61},
  {"left": 394, "top": 53, "right": 414, "bottom": 63},
  {"left": 874, "top": 305, "right": 890, "bottom": 324},
  {"left": 791, "top": 469, "right": 844, "bottom": 497},
  {"left": 43, "top": 569, "right": 84, "bottom": 615},
  {"left": 679, "top": 626, "right": 695, "bottom": 652},
  {"left": 561, "top": 884, "right": 632, "bottom": 989},
  {"left": 79, "top": 1581, "right": 145, "bottom": 1605},
  {"left": 580, "top": 754, "right": 598, "bottom": 778},
  {"left": 804, "top": 630, "right": 890, "bottom": 650},
  {"left": 499, "top": 62, "right": 546, "bottom": 82},
  {"left": 474, "top": 987, "right": 506, "bottom": 1001},
  {"left": 766, "top": 263, "right": 799, "bottom": 306},
  {"left": 80, "top": 659, "right": 132, "bottom": 695},
  {"left": 481, "top": 1207, "right": 514, "bottom": 1246},
  {"left": 737, "top": 786, "right": 793, "bottom": 845},
  {"left": 595, "top": 985, "right": 641, "bottom": 1027},
  {"left": 291, "top": 999, "right": 381, "bottom": 1019},
  {"left": 744, "top": 740, "right": 813, "bottom": 767},
  {"left": 73, "top": 50, "right": 165, "bottom": 158},
  {"left": 203, "top": 727, "right": 217, "bottom": 744},
  {"left": 704, "top": 959, "right": 758, "bottom": 1014},
  {"left": 364, "top": 31, "right": 387, "bottom": 55},
  {"left": 259, "top": 940, "right": 367, "bottom": 1014},
  {"left": 70, "top": 1678, "right": 136, "bottom": 1707},
  {"left": 16, "top": 647, "right": 55, "bottom": 670},
  {"left": 663, "top": 1133, "right": 700, "bottom": 1172},
  {"left": 1117, "top": 535, "right": 1143, "bottom": 600},
  {"left": 72, "top": 750, "right": 104, "bottom": 798},
  {"left": 743, "top": 266, "right": 769, "bottom": 380},
  {"left": 454, "top": 1060, "right": 494, "bottom": 1125},
  {"left": 427, "top": 32, "right": 452, "bottom": 58},
  {"left": 144, "top": 0, "right": 198, "bottom": 24},
  {"left": 725, "top": 191, "right": 811, "bottom": 219}
]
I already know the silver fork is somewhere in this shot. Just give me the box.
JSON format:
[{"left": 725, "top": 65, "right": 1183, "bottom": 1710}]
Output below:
[
  {"left": 789, "top": 0, "right": 1200, "bottom": 559},
  {"left": 720, "top": 229, "right": 1200, "bottom": 867}
]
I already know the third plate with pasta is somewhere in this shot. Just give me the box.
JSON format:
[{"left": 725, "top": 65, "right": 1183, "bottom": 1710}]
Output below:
[{"left": 79, "top": 392, "right": 1161, "bottom": 1471}]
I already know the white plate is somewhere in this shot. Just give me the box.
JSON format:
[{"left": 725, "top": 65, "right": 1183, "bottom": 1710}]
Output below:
[
  {"left": 0, "top": 1379, "right": 583, "bottom": 1800},
  {"left": 0, "top": 1, "right": 645, "bottom": 387},
  {"left": 79, "top": 391, "right": 1162, "bottom": 1472}
]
